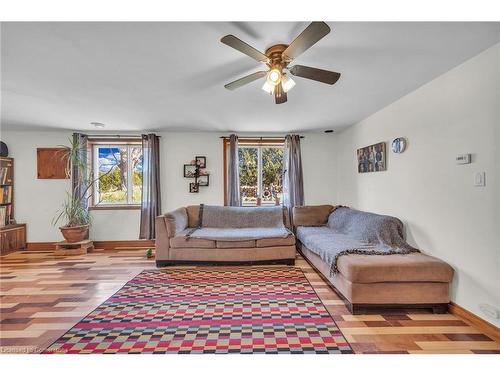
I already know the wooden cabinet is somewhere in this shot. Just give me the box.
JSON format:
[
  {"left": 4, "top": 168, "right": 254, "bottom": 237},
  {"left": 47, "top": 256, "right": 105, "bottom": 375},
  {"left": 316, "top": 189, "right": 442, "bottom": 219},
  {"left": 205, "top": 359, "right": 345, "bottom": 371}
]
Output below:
[
  {"left": 1, "top": 157, "right": 27, "bottom": 253},
  {"left": 0, "top": 224, "right": 26, "bottom": 253}
]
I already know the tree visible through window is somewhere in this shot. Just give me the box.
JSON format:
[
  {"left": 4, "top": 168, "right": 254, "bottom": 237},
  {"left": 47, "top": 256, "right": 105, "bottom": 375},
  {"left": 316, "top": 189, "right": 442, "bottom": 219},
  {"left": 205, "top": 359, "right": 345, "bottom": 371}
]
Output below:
[
  {"left": 92, "top": 144, "right": 143, "bottom": 206},
  {"left": 238, "top": 144, "right": 283, "bottom": 206}
]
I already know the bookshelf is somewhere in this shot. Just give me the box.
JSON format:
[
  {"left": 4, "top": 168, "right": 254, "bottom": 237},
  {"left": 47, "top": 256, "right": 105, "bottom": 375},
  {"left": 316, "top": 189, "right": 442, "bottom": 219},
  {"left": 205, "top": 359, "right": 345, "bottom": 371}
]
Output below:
[{"left": 0, "top": 157, "right": 26, "bottom": 253}]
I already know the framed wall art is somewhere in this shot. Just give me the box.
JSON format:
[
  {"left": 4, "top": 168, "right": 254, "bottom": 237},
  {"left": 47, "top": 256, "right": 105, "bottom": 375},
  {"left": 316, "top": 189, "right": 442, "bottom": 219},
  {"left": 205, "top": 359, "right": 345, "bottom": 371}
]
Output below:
[
  {"left": 183, "top": 155, "right": 210, "bottom": 192},
  {"left": 189, "top": 182, "right": 199, "bottom": 193},
  {"left": 197, "top": 174, "right": 209, "bottom": 187},
  {"left": 357, "top": 142, "right": 386, "bottom": 173}
]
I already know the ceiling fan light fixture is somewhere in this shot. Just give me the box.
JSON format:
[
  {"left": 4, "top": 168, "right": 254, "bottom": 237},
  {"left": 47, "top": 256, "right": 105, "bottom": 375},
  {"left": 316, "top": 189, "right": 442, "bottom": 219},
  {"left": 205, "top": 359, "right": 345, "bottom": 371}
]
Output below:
[
  {"left": 266, "top": 68, "right": 281, "bottom": 86},
  {"left": 261, "top": 81, "right": 275, "bottom": 95},
  {"left": 220, "top": 22, "right": 338, "bottom": 104},
  {"left": 281, "top": 75, "right": 296, "bottom": 93}
]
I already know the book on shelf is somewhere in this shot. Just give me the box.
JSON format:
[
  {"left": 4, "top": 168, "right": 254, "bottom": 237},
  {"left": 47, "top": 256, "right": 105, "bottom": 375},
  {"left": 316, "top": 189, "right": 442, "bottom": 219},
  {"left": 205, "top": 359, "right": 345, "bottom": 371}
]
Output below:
[
  {"left": 0, "top": 186, "right": 12, "bottom": 204},
  {"left": 0, "top": 206, "right": 6, "bottom": 227},
  {"left": 0, "top": 167, "right": 9, "bottom": 184}
]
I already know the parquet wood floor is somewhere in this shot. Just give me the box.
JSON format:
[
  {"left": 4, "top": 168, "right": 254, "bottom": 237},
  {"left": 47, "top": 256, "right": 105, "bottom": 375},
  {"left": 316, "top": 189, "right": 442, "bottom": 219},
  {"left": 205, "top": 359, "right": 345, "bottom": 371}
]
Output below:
[{"left": 1, "top": 248, "right": 499, "bottom": 354}]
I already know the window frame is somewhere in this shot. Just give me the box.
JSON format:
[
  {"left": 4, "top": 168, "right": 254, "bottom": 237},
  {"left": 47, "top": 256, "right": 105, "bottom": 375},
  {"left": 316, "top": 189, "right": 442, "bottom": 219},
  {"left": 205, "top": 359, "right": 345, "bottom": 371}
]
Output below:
[
  {"left": 223, "top": 138, "right": 285, "bottom": 207},
  {"left": 88, "top": 139, "right": 142, "bottom": 210}
]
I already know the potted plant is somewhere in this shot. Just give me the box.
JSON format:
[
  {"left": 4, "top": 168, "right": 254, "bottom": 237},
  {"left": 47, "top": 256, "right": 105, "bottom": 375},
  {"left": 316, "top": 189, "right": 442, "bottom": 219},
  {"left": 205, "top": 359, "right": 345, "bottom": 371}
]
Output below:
[
  {"left": 53, "top": 193, "right": 91, "bottom": 243},
  {"left": 52, "top": 137, "right": 112, "bottom": 243}
]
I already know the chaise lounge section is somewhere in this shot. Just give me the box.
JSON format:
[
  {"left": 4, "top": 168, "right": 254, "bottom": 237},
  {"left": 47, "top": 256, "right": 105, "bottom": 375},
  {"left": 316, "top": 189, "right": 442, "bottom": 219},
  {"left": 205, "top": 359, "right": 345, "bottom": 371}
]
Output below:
[
  {"left": 155, "top": 205, "right": 296, "bottom": 266},
  {"left": 293, "top": 205, "right": 454, "bottom": 314}
]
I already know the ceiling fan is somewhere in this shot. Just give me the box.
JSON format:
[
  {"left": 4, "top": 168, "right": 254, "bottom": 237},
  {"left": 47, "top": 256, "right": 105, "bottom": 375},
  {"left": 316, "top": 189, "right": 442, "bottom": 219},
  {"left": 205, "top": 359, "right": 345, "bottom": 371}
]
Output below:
[{"left": 221, "top": 22, "right": 341, "bottom": 104}]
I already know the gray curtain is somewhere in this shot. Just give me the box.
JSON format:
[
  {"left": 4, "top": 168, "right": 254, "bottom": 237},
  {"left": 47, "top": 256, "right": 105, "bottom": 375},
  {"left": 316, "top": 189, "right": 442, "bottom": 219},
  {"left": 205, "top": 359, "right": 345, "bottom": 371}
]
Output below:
[
  {"left": 283, "top": 134, "right": 304, "bottom": 224},
  {"left": 226, "top": 134, "right": 241, "bottom": 206},
  {"left": 71, "top": 133, "right": 88, "bottom": 209},
  {"left": 140, "top": 134, "right": 161, "bottom": 239}
]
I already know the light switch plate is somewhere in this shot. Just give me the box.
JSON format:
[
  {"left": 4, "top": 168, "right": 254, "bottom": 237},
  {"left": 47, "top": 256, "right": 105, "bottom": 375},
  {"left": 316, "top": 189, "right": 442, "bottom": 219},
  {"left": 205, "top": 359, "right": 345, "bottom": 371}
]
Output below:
[
  {"left": 474, "top": 172, "right": 486, "bottom": 187},
  {"left": 456, "top": 154, "right": 471, "bottom": 164}
]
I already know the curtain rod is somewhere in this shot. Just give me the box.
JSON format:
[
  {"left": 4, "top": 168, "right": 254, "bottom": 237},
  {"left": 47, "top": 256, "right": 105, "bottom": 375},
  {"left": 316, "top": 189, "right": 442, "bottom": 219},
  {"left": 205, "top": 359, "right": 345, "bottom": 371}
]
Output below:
[
  {"left": 219, "top": 135, "right": 304, "bottom": 139},
  {"left": 86, "top": 134, "right": 161, "bottom": 139}
]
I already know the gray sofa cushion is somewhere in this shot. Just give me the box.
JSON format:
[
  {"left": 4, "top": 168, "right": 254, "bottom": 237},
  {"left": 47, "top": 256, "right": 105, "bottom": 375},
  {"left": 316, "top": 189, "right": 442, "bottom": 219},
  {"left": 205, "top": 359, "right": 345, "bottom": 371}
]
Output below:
[
  {"left": 170, "top": 229, "right": 215, "bottom": 248},
  {"left": 297, "top": 226, "right": 374, "bottom": 266}
]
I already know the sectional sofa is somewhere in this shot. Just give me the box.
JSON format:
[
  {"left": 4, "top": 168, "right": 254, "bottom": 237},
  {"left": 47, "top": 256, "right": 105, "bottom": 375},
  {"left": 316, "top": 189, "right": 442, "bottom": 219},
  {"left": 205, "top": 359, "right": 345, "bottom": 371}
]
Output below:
[
  {"left": 155, "top": 205, "right": 296, "bottom": 266},
  {"left": 293, "top": 205, "right": 454, "bottom": 314}
]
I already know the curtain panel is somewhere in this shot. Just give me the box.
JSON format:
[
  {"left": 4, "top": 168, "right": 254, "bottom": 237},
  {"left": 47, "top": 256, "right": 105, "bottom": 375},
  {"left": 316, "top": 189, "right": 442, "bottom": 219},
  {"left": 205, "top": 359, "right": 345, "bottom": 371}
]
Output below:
[
  {"left": 283, "top": 134, "right": 304, "bottom": 225},
  {"left": 71, "top": 132, "right": 89, "bottom": 209},
  {"left": 226, "top": 134, "right": 241, "bottom": 206},
  {"left": 140, "top": 133, "right": 162, "bottom": 239}
]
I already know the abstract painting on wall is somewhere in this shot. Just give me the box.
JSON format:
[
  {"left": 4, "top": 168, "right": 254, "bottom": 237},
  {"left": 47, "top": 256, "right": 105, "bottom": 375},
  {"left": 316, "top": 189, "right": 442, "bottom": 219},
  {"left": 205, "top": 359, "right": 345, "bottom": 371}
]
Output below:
[{"left": 357, "top": 142, "right": 386, "bottom": 173}]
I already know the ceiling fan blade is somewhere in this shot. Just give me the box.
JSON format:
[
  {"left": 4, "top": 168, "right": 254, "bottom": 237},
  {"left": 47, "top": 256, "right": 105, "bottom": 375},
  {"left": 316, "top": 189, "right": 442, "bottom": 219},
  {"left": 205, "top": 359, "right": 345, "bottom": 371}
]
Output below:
[
  {"left": 289, "top": 65, "right": 341, "bottom": 85},
  {"left": 224, "top": 71, "right": 267, "bottom": 90},
  {"left": 282, "top": 22, "right": 331, "bottom": 61},
  {"left": 221, "top": 35, "right": 268, "bottom": 63},
  {"left": 274, "top": 83, "right": 287, "bottom": 104}
]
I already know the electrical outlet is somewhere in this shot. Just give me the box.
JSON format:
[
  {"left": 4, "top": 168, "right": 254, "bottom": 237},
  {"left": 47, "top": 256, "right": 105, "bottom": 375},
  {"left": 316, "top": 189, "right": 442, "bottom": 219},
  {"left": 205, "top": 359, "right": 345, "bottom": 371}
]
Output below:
[
  {"left": 474, "top": 172, "right": 486, "bottom": 187},
  {"left": 479, "top": 303, "right": 500, "bottom": 319}
]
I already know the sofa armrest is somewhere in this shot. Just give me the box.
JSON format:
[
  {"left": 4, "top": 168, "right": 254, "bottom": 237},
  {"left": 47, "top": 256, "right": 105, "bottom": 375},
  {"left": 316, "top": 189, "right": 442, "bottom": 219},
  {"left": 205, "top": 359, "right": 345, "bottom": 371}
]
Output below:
[
  {"left": 155, "top": 215, "right": 170, "bottom": 262},
  {"left": 155, "top": 208, "right": 189, "bottom": 263},
  {"left": 293, "top": 205, "right": 335, "bottom": 227},
  {"left": 163, "top": 207, "right": 189, "bottom": 237}
]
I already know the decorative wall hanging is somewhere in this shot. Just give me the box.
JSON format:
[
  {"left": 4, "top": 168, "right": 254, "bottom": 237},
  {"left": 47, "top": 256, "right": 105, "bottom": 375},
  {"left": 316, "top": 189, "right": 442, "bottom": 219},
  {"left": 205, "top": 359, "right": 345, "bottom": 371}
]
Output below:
[
  {"left": 189, "top": 182, "right": 199, "bottom": 193},
  {"left": 197, "top": 174, "right": 209, "bottom": 187},
  {"left": 195, "top": 156, "right": 206, "bottom": 168},
  {"left": 391, "top": 137, "right": 407, "bottom": 153},
  {"left": 184, "top": 156, "right": 210, "bottom": 193},
  {"left": 357, "top": 142, "right": 386, "bottom": 173},
  {"left": 37, "top": 148, "right": 70, "bottom": 179}
]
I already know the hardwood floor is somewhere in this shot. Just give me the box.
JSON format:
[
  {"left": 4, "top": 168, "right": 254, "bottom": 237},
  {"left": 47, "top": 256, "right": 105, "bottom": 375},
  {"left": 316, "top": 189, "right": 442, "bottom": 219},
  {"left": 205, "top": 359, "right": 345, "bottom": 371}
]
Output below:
[{"left": 1, "top": 248, "right": 499, "bottom": 354}]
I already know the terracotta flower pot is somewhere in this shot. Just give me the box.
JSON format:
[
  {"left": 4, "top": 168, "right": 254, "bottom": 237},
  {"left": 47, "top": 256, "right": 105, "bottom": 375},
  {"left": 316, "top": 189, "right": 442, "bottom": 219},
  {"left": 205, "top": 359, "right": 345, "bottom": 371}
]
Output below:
[{"left": 59, "top": 225, "right": 89, "bottom": 243}]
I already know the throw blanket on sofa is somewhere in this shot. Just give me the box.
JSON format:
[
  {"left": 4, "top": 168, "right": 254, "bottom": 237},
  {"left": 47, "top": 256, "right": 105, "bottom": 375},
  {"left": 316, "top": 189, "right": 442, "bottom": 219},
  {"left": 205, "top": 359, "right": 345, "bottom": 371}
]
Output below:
[
  {"left": 298, "top": 207, "right": 419, "bottom": 275},
  {"left": 186, "top": 205, "right": 291, "bottom": 241},
  {"left": 188, "top": 227, "right": 291, "bottom": 241},
  {"left": 200, "top": 205, "right": 285, "bottom": 228}
]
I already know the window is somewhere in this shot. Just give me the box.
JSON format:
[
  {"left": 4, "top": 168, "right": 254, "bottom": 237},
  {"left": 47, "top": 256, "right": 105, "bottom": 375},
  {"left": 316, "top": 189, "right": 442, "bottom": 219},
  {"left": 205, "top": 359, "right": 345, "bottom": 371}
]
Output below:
[
  {"left": 225, "top": 139, "right": 284, "bottom": 206},
  {"left": 90, "top": 142, "right": 143, "bottom": 208}
]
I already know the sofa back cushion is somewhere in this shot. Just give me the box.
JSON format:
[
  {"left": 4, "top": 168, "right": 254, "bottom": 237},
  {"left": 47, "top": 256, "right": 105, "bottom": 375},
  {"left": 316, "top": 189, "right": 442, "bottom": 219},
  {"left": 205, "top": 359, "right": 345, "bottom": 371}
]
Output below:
[
  {"left": 293, "top": 205, "right": 334, "bottom": 226},
  {"left": 186, "top": 205, "right": 201, "bottom": 228},
  {"left": 201, "top": 205, "right": 285, "bottom": 228}
]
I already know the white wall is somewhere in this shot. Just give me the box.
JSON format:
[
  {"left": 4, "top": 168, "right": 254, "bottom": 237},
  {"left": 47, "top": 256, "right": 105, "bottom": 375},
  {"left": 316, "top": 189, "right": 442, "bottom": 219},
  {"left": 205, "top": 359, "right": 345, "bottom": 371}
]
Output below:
[
  {"left": 0, "top": 130, "right": 337, "bottom": 241},
  {"left": 335, "top": 43, "right": 500, "bottom": 326},
  {"left": 159, "top": 132, "right": 225, "bottom": 211},
  {"left": 0, "top": 130, "right": 141, "bottom": 241},
  {"left": 159, "top": 132, "right": 337, "bottom": 212}
]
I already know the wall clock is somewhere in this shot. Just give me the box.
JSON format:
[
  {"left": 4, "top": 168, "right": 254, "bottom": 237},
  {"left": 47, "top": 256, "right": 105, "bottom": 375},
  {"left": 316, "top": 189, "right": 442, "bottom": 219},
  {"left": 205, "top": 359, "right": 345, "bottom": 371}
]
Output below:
[{"left": 391, "top": 137, "right": 407, "bottom": 153}]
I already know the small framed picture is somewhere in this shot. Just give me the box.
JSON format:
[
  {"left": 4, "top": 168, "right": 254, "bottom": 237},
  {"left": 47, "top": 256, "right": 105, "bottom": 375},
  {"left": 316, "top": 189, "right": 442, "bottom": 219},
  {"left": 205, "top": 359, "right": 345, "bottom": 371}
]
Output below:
[
  {"left": 189, "top": 182, "right": 199, "bottom": 193},
  {"left": 198, "top": 174, "right": 209, "bottom": 187},
  {"left": 357, "top": 142, "right": 386, "bottom": 173},
  {"left": 184, "top": 164, "right": 197, "bottom": 178},
  {"left": 195, "top": 156, "right": 206, "bottom": 168}
]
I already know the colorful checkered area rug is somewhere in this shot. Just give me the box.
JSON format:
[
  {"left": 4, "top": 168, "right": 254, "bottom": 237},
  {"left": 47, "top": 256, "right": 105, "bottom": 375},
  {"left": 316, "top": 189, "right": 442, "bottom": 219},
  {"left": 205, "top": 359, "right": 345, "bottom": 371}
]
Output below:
[{"left": 44, "top": 267, "right": 352, "bottom": 354}]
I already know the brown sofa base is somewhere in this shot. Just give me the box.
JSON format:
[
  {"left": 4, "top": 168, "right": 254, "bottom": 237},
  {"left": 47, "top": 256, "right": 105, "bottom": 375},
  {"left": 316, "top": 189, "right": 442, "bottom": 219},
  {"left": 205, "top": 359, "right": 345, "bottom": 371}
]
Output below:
[
  {"left": 156, "top": 258, "right": 295, "bottom": 267},
  {"left": 299, "top": 243, "right": 451, "bottom": 315},
  {"left": 349, "top": 303, "right": 448, "bottom": 315}
]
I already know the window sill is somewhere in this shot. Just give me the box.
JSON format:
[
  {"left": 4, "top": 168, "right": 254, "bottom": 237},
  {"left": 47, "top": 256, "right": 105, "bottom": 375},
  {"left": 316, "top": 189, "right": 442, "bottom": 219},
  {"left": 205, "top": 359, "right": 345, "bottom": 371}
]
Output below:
[
  {"left": 242, "top": 203, "right": 282, "bottom": 207},
  {"left": 89, "top": 205, "right": 141, "bottom": 211}
]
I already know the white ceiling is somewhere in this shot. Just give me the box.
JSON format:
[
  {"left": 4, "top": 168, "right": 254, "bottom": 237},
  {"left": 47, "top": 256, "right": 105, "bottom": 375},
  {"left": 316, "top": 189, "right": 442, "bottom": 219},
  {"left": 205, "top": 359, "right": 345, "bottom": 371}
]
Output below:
[{"left": 1, "top": 22, "right": 499, "bottom": 133}]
